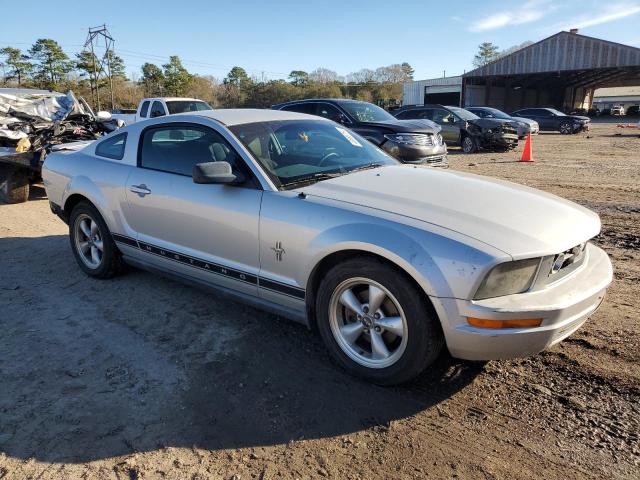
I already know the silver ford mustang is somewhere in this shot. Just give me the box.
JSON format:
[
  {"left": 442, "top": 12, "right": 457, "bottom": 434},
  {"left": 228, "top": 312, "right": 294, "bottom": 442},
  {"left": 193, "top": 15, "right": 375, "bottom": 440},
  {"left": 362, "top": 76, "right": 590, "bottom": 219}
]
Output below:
[{"left": 42, "top": 109, "right": 613, "bottom": 385}]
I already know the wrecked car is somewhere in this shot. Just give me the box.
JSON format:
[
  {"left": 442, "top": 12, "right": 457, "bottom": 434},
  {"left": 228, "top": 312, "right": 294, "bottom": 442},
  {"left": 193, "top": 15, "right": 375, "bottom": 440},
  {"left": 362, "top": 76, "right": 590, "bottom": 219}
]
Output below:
[
  {"left": 393, "top": 104, "right": 519, "bottom": 153},
  {"left": 0, "top": 88, "right": 120, "bottom": 203}
]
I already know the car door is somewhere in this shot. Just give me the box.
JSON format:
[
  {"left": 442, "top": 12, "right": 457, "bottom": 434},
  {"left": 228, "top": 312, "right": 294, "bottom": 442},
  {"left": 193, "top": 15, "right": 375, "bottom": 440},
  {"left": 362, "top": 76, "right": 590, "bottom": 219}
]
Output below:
[
  {"left": 149, "top": 100, "right": 167, "bottom": 118},
  {"left": 430, "top": 108, "right": 460, "bottom": 144},
  {"left": 123, "top": 122, "right": 262, "bottom": 296}
]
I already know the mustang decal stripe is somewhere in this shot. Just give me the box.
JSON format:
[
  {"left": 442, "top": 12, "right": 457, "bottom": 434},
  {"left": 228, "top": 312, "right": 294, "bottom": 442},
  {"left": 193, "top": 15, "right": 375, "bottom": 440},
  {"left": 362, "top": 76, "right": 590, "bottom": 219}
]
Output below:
[
  {"left": 259, "top": 278, "right": 306, "bottom": 299},
  {"left": 112, "top": 233, "right": 305, "bottom": 299},
  {"left": 111, "top": 233, "right": 139, "bottom": 248}
]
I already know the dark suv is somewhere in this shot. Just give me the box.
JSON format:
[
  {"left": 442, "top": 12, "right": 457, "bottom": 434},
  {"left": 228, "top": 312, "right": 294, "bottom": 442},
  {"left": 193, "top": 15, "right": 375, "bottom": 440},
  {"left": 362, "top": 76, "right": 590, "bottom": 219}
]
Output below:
[
  {"left": 272, "top": 99, "right": 448, "bottom": 166},
  {"left": 510, "top": 108, "right": 590, "bottom": 134},
  {"left": 393, "top": 104, "right": 519, "bottom": 153}
]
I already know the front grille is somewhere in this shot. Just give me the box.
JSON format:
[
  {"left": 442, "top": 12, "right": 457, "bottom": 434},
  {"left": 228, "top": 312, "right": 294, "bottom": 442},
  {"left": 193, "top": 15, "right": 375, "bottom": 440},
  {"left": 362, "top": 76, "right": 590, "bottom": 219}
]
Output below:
[
  {"left": 500, "top": 124, "right": 518, "bottom": 135},
  {"left": 535, "top": 243, "right": 588, "bottom": 288},
  {"left": 412, "top": 134, "right": 435, "bottom": 146}
]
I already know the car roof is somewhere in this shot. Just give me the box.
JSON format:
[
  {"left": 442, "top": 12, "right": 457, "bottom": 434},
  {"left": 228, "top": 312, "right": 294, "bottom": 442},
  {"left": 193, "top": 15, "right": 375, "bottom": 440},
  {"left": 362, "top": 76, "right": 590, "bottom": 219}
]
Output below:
[
  {"left": 179, "top": 108, "right": 326, "bottom": 126},
  {"left": 274, "top": 98, "right": 374, "bottom": 107}
]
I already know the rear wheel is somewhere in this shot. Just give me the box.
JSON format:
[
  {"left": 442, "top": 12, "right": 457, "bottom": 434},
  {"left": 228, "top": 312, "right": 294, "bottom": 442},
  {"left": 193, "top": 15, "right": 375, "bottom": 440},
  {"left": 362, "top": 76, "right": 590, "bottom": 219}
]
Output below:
[
  {"left": 559, "top": 121, "right": 573, "bottom": 134},
  {"left": 0, "top": 165, "right": 30, "bottom": 204},
  {"left": 461, "top": 135, "right": 478, "bottom": 154},
  {"left": 69, "top": 202, "right": 124, "bottom": 278},
  {"left": 316, "top": 257, "right": 444, "bottom": 385}
]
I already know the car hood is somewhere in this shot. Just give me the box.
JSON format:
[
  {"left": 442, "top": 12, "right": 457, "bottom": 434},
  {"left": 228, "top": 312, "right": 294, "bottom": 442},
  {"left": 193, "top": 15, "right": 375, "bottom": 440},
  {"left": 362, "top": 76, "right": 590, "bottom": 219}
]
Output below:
[
  {"left": 565, "top": 115, "right": 590, "bottom": 122},
  {"left": 357, "top": 119, "right": 440, "bottom": 134},
  {"left": 302, "top": 165, "right": 600, "bottom": 256},
  {"left": 468, "top": 118, "right": 513, "bottom": 129},
  {"left": 511, "top": 117, "right": 538, "bottom": 126}
]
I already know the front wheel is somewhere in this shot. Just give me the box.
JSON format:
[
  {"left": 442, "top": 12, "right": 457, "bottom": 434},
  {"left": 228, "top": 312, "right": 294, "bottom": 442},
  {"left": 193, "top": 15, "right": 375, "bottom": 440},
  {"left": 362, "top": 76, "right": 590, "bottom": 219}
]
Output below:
[
  {"left": 559, "top": 121, "right": 573, "bottom": 134},
  {"left": 316, "top": 257, "right": 444, "bottom": 385},
  {"left": 461, "top": 135, "right": 478, "bottom": 154}
]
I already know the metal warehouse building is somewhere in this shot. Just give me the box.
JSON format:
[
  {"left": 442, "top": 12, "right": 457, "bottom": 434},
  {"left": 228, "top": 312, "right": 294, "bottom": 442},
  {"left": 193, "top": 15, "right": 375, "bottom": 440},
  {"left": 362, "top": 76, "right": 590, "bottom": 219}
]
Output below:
[{"left": 403, "top": 30, "right": 640, "bottom": 111}]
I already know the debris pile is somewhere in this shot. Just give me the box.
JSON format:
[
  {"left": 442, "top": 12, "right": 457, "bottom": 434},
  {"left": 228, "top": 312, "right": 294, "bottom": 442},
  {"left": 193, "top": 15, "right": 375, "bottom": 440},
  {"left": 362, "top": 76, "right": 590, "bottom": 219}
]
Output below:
[{"left": 0, "top": 89, "right": 121, "bottom": 160}]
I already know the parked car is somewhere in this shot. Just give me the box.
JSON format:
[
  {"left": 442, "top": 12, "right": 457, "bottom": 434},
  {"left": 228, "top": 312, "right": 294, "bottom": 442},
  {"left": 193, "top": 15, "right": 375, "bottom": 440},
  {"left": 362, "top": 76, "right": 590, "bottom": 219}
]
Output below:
[
  {"left": 511, "top": 108, "right": 590, "bottom": 134},
  {"left": 110, "top": 108, "right": 137, "bottom": 125},
  {"left": 393, "top": 105, "right": 519, "bottom": 153},
  {"left": 120, "top": 97, "right": 212, "bottom": 125},
  {"left": 611, "top": 105, "right": 625, "bottom": 116},
  {"left": 466, "top": 106, "right": 539, "bottom": 139},
  {"left": 626, "top": 105, "right": 640, "bottom": 117},
  {"left": 272, "top": 99, "right": 448, "bottom": 167},
  {"left": 42, "top": 109, "right": 613, "bottom": 385}
]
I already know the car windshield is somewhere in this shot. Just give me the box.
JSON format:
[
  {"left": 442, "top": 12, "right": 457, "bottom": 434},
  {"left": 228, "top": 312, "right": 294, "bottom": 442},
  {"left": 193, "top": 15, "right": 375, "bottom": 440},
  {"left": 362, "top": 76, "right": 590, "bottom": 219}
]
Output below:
[
  {"left": 481, "top": 108, "right": 511, "bottom": 120},
  {"left": 340, "top": 102, "right": 395, "bottom": 122},
  {"left": 230, "top": 120, "right": 397, "bottom": 189},
  {"left": 166, "top": 100, "right": 212, "bottom": 114},
  {"left": 447, "top": 106, "right": 479, "bottom": 120},
  {"left": 547, "top": 108, "right": 566, "bottom": 116}
]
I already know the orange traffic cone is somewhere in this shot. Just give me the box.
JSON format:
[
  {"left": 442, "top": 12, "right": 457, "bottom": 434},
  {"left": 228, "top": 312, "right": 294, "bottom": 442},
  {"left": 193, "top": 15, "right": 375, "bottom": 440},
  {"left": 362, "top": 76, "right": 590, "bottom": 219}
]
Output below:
[{"left": 520, "top": 133, "right": 533, "bottom": 162}]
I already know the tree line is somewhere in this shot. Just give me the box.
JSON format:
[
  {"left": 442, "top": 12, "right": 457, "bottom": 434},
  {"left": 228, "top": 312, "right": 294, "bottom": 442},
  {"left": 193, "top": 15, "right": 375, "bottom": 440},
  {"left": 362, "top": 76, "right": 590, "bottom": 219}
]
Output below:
[{"left": 0, "top": 38, "right": 414, "bottom": 110}]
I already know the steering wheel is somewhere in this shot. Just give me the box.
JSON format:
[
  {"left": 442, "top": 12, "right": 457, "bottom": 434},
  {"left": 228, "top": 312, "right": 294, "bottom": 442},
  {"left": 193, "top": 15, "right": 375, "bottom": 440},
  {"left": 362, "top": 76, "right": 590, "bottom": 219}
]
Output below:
[{"left": 319, "top": 148, "right": 343, "bottom": 167}]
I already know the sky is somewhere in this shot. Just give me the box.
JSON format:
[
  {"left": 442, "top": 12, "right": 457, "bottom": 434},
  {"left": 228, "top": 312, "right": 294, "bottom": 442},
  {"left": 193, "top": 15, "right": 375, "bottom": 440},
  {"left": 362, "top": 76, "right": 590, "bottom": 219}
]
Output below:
[{"left": 1, "top": 0, "right": 639, "bottom": 81}]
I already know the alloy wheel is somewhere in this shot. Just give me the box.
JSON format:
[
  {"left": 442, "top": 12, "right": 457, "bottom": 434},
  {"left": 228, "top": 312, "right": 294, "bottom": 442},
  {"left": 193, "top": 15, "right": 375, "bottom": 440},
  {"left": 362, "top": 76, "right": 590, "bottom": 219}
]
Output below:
[
  {"left": 74, "top": 213, "right": 104, "bottom": 269},
  {"left": 329, "top": 277, "right": 408, "bottom": 369}
]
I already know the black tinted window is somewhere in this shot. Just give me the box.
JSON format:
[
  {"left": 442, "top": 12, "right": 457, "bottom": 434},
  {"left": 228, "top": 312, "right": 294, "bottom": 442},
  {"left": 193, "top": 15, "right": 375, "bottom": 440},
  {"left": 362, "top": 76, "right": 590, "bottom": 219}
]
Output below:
[
  {"left": 396, "top": 109, "right": 429, "bottom": 120},
  {"left": 166, "top": 101, "right": 211, "bottom": 114},
  {"left": 140, "top": 125, "right": 240, "bottom": 176},
  {"left": 150, "top": 101, "right": 166, "bottom": 118},
  {"left": 280, "top": 103, "right": 316, "bottom": 115},
  {"left": 140, "top": 101, "right": 150, "bottom": 117},
  {"left": 95, "top": 132, "right": 127, "bottom": 160},
  {"left": 316, "top": 103, "right": 344, "bottom": 122}
]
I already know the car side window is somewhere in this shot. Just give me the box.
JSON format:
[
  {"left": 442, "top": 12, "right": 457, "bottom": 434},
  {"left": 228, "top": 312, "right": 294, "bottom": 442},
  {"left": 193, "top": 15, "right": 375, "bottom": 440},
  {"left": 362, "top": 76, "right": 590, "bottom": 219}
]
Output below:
[
  {"left": 95, "top": 132, "right": 127, "bottom": 160},
  {"left": 150, "top": 101, "right": 166, "bottom": 118},
  {"left": 280, "top": 103, "right": 316, "bottom": 115},
  {"left": 139, "top": 101, "right": 150, "bottom": 118},
  {"left": 316, "top": 103, "right": 343, "bottom": 122},
  {"left": 139, "top": 125, "right": 243, "bottom": 178},
  {"left": 396, "top": 109, "right": 422, "bottom": 120},
  {"left": 432, "top": 108, "right": 456, "bottom": 124}
]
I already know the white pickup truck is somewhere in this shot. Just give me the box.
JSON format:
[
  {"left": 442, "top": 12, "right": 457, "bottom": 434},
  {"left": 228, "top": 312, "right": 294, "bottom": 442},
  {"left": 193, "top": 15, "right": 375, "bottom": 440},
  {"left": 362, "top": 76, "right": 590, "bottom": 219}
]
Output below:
[{"left": 111, "top": 97, "right": 212, "bottom": 125}]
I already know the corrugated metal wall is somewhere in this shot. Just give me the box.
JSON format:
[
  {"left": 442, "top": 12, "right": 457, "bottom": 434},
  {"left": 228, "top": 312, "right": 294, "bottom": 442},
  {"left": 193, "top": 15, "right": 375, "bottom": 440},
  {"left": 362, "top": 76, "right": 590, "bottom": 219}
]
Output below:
[{"left": 466, "top": 32, "right": 640, "bottom": 77}]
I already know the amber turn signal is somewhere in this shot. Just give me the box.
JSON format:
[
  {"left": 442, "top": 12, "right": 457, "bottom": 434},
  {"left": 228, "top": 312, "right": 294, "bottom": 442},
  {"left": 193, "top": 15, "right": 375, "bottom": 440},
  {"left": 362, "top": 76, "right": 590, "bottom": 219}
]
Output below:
[{"left": 467, "top": 317, "right": 543, "bottom": 329}]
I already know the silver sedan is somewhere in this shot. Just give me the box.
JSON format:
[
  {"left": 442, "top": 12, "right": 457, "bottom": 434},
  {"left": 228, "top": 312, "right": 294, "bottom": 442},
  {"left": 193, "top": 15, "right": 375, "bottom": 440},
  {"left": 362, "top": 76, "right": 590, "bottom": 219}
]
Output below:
[{"left": 42, "top": 109, "right": 612, "bottom": 385}]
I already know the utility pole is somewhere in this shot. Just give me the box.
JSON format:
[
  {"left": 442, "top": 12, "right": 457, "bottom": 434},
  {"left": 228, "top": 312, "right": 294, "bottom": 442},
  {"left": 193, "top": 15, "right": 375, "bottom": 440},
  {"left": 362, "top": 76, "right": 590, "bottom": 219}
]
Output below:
[{"left": 84, "top": 24, "right": 116, "bottom": 110}]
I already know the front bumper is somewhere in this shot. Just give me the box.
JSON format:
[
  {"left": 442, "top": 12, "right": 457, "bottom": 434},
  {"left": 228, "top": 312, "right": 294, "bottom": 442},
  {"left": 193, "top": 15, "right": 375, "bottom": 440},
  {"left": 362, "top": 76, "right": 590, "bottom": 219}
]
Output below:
[
  {"left": 431, "top": 243, "right": 613, "bottom": 361},
  {"left": 381, "top": 141, "right": 448, "bottom": 167},
  {"left": 481, "top": 133, "right": 519, "bottom": 149},
  {"left": 574, "top": 122, "right": 590, "bottom": 132}
]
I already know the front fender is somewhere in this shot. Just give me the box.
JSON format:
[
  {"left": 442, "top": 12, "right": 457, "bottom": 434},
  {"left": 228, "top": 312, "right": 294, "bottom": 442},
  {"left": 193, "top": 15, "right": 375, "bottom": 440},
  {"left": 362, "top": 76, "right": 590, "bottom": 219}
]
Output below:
[{"left": 304, "top": 222, "right": 496, "bottom": 299}]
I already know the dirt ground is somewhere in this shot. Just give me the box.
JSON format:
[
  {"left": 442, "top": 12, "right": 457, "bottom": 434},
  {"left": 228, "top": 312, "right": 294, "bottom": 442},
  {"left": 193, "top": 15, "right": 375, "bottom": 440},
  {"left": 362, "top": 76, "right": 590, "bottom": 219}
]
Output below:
[{"left": 0, "top": 123, "right": 638, "bottom": 480}]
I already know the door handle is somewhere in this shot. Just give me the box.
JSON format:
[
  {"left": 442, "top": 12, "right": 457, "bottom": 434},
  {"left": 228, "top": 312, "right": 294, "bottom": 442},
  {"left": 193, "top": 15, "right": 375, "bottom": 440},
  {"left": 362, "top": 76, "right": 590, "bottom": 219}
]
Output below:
[{"left": 129, "top": 184, "right": 151, "bottom": 196}]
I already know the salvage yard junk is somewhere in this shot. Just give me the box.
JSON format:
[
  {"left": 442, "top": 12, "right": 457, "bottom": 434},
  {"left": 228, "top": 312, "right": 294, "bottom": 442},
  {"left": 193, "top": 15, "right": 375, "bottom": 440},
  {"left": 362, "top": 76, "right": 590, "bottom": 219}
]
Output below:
[{"left": 0, "top": 88, "right": 121, "bottom": 204}]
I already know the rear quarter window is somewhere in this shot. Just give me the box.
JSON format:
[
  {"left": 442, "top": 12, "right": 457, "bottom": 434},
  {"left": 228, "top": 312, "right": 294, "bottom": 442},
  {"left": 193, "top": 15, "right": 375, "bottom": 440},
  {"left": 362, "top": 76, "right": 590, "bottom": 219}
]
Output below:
[{"left": 95, "top": 132, "right": 127, "bottom": 160}]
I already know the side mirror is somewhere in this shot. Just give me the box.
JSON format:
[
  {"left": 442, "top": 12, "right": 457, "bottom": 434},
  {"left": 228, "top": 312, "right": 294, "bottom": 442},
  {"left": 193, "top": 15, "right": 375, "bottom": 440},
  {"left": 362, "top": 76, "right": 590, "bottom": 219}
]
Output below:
[
  {"left": 193, "top": 161, "right": 244, "bottom": 185},
  {"left": 96, "top": 111, "right": 112, "bottom": 121}
]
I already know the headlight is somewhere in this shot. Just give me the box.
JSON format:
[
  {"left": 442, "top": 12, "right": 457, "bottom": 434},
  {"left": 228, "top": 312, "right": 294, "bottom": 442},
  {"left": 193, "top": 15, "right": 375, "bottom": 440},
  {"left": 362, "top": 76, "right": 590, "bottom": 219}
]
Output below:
[
  {"left": 384, "top": 133, "right": 433, "bottom": 146},
  {"left": 474, "top": 258, "right": 541, "bottom": 300},
  {"left": 435, "top": 133, "right": 444, "bottom": 145}
]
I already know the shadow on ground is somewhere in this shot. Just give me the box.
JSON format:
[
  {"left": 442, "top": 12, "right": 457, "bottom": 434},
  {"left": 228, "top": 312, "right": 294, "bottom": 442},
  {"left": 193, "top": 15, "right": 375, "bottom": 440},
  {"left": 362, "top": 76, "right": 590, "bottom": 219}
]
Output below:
[{"left": 0, "top": 235, "right": 483, "bottom": 463}]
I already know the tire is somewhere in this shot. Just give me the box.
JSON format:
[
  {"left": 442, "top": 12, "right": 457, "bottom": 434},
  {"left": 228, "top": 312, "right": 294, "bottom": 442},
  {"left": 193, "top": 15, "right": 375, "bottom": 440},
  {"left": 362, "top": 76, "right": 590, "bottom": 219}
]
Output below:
[
  {"left": 559, "top": 121, "right": 573, "bottom": 135},
  {"left": 315, "top": 256, "right": 444, "bottom": 385},
  {"left": 0, "top": 165, "right": 30, "bottom": 204},
  {"left": 461, "top": 135, "right": 478, "bottom": 154},
  {"left": 69, "top": 201, "right": 124, "bottom": 279}
]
